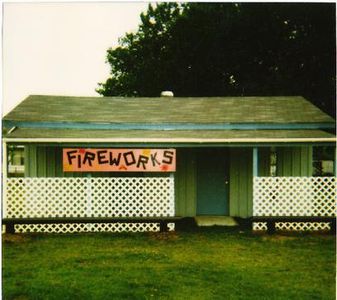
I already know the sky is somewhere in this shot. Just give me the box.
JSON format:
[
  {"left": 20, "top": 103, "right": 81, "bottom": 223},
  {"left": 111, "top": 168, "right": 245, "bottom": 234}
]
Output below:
[{"left": 2, "top": 2, "right": 150, "bottom": 116}]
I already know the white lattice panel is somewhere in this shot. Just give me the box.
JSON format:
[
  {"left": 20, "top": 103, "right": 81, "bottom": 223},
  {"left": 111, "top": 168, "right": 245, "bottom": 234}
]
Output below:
[
  {"left": 14, "top": 222, "right": 176, "bottom": 234},
  {"left": 5, "top": 177, "right": 175, "bottom": 233},
  {"left": 253, "top": 177, "right": 336, "bottom": 231},
  {"left": 252, "top": 222, "right": 331, "bottom": 231}
]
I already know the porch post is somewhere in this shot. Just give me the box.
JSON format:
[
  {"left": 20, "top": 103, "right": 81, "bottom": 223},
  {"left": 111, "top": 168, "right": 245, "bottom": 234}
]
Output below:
[
  {"left": 253, "top": 147, "right": 258, "bottom": 177},
  {"left": 251, "top": 147, "right": 258, "bottom": 229},
  {"left": 2, "top": 141, "right": 7, "bottom": 220},
  {"left": 333, "top": 147, "right": 337, "bottom": 177},
  {"left": 86, "top": 173, "right": 92, "bottom": 231}
]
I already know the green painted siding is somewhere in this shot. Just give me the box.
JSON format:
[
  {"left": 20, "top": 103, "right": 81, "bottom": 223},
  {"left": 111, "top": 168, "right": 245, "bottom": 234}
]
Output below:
[
  {"left": 229, "top": 148, "right": 270, "bottom": 218},
  {"left": 229, "top": 148, "right": 253, "bottom": 218},
  {"left": 258, "top": 148, "right": 271, "bottom": 176},
  {"left": 24, "top": 145, "right": 37, "bottom": 177},
  {"left": 37, "top": 147, "right": 46, "bottom": 176},
  {"left": 25, "top": 146, "right": 65, "bottom": 177},
  {"left": 174, "top": 149, "right": 197, "bottom": 217},
  {"left": 276, "top": 146, "right": 313, "bottom": 176},
  {"left": 46, "top": 147, "right": 56, "bottom": 177}
]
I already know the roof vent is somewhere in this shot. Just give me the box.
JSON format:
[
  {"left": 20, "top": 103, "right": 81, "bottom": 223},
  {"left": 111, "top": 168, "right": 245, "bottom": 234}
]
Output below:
[{"left": 160, "top": 91, "right": 174, "bottom": 97}]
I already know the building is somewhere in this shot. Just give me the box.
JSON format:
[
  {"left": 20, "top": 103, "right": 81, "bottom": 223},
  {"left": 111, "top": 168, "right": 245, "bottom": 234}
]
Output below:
[{"left": 2, "top": 95, "right": 336, "bottom": 233}]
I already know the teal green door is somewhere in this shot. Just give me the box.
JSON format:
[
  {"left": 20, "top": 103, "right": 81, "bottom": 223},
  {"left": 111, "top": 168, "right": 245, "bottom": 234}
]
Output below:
[{"left": 197, "top": 149, "right": 229, "bottom": 215}]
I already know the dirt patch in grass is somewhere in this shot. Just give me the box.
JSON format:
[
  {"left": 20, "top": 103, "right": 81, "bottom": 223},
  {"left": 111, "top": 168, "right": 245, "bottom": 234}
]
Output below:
[
  {"left": 2, "top": 233, "right": 30, "bottom": 244},
  {"left": 261, "top": 235, "right": 297, "bottom": 242},
  {"left": 11, "top": 295, "right": 29, "bottom": 300},
  {"left": 147, "top": 231, "right": 180, "bottom": 241},
  {"left": 258, "top": 231, "right": 334, "bottom": 244}
]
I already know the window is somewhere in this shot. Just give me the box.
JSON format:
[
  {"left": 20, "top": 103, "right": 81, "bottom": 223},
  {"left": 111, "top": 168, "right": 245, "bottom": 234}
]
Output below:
[
  {"left": 8, "top": 145, "right": 25, "bottom": 177},
  {"left": 312, "top": 146, "right": 335, "bottom": 176}
]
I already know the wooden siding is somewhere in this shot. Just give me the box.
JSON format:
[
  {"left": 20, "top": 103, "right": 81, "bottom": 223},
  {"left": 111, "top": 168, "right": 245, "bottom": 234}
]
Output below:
[
  {"left": 258, "top": 148, "right": 271, "bottom": 177},
  {"left": 174, "top": 149, "right": 197, "bottom": 217},
  {"left": 229, "top": 148, "right": 270, "bottom": 218},
  {"left": 229, "top": 148, "right": 252, "bottom": 218},
  {"left": 24, "top": 145, "right": 37, "bottom": 177},
  {"left": 25, "top": 146, "right": 62, "bottom": 177},
  {"left": 276, "top": 146, "right": 313, "bottom": 176}
]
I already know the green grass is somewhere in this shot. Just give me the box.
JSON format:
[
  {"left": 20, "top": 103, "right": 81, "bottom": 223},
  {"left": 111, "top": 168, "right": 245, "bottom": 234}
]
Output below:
[{"left": 2, "top": 228, "right": 336, "bottom": 300}]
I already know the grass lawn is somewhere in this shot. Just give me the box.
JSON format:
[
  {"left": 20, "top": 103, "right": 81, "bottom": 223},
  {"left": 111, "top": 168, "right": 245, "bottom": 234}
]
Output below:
[{"left": 2, "top": 227, "right": 336, "bottom": 300}]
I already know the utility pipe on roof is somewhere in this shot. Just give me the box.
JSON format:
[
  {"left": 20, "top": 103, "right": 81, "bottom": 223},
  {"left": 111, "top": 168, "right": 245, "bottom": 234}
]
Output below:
[{"left": 160, "top": 91, "right": 174, "bottom": 97}]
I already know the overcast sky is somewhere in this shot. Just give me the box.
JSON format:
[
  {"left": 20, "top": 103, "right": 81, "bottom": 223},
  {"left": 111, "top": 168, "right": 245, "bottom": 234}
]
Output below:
[{"left": 2, "top": 2, "right": 149, "bottom": 115}]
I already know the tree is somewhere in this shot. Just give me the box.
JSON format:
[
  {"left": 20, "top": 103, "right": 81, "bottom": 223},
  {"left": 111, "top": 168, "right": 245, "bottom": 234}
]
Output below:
[{"left": 97, "top": 3, "right": 336, "bottom": 116}]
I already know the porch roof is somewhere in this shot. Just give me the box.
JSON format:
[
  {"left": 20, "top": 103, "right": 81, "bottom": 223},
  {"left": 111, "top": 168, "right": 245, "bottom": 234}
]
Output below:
[{"left": 3, "top": 127, "right": 335, "bottom": 144}]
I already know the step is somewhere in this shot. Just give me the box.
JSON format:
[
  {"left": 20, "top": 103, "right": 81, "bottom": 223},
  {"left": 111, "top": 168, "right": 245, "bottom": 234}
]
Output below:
[{"left": 194, "top": 216, "right": 238, "bottom": 227}]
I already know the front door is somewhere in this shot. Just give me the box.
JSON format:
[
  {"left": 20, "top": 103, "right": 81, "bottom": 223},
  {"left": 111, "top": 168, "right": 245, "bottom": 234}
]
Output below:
[{"left": 196, "top": 149, "right": 229, "bottom": 215}]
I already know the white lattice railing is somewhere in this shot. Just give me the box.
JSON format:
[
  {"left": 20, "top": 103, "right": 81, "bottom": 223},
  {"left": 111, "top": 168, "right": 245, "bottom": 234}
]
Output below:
[
  {"left": 4, "top": 177, "right": 175, "bottom": 233},
  {"left": 253, "top": 177, "right": 336, "bottom": 231}
]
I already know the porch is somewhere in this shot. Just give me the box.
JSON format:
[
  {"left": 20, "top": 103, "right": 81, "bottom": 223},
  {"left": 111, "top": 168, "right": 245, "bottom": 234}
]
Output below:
[{"left": 2, "top": 144, "right": 336, "bottom": 233}]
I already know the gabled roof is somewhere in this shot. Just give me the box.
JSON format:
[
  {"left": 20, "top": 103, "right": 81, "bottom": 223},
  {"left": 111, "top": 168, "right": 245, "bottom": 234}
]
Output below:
[
  {"left": 2, "top": 95, "right": 335, "bottom": 144},
  {"left": 3, "top": 95, "right": 335, "bottom": 125}
]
